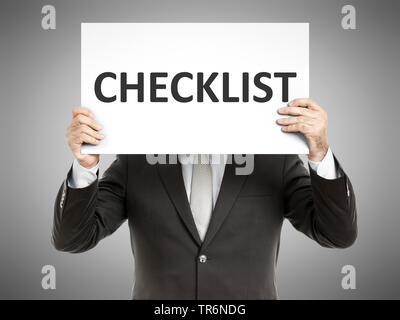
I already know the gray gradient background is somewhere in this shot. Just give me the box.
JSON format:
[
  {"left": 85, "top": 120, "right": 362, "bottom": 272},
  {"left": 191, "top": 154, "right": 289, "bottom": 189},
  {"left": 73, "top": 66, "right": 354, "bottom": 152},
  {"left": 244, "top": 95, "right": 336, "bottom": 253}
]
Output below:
[{"left": 0, "top": 0, "right": 399, "bottom": 299}]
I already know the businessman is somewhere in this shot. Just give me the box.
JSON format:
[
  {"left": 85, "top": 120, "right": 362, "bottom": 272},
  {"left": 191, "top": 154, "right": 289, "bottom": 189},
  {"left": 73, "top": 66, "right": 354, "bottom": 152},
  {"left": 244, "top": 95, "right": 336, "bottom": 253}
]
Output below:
[{"left": 53, "top": 98, "right": 357, "bottom": 299}]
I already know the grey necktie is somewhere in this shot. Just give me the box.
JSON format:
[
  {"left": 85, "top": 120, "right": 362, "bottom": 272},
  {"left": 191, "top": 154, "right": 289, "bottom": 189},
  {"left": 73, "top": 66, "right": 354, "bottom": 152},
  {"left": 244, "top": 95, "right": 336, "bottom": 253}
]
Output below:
[{"left": 190, "top": 154, "right": 213, "bottom": 242}]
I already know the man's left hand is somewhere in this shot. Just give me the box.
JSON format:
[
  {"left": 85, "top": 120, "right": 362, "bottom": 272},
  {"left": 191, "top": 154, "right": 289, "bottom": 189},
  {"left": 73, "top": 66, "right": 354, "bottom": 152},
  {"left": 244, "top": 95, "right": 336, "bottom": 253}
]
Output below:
[{"left": 277, "top": 98, "right": 329, "bottom": 162}]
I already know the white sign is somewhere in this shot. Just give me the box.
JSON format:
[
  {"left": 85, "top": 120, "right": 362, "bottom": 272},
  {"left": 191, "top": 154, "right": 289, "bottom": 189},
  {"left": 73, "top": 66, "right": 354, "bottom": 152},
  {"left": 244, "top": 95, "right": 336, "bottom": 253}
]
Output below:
[{"left": 81, "top": 23, "right": 309, "bottom": 154}]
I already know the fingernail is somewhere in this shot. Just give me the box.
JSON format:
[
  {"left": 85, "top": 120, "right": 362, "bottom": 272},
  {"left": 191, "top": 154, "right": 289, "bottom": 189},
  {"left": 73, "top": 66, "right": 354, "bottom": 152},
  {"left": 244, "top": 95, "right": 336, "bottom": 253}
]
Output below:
[
  {"left": 281, "top": 127, "right": 287, "bottom": 131},
  {"left": 276, "top": 119, "right": 282, "bottom": 124},
  {"left": 90, "top": 112, "right": 95, "bottom": 118},
  {"left": 278, "top": 107, "right": 285, "bottom": 113},
  {"left": 100, "top": 134, "right": 105, "bottom": 139}
]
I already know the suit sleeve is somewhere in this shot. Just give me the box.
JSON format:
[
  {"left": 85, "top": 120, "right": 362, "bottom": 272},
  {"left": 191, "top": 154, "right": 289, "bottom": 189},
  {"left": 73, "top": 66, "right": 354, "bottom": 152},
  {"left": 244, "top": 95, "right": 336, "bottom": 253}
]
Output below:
[
  {"left": 282, "top": 154, "right": 357, "bottom": 248},
  {"left": 52, "top": 155, "right": 128, "bottom": 253}
]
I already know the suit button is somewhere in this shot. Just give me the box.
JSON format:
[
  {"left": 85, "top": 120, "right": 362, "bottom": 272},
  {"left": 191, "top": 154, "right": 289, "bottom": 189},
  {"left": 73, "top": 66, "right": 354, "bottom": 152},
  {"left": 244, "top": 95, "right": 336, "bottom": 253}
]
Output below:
[{"left": 199, "top": 254, "right": 207, "bottom": 263}]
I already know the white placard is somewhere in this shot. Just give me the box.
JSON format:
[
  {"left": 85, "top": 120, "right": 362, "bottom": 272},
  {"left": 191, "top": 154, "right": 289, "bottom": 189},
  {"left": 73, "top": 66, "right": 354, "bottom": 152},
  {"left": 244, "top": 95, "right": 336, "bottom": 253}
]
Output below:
[{"left": 81, "top": 23, "right": 309, "bottom": 154}]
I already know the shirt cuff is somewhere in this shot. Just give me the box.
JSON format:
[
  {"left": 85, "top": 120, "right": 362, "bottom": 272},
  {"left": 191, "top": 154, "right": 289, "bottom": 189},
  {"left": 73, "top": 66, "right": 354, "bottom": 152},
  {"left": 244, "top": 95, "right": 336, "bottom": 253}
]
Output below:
[
  {"left": 308, "top": 147, "right": 340, "bottom": 180},
  {"left": 67, "top": 159, "right": 99, "bottom": 188}
]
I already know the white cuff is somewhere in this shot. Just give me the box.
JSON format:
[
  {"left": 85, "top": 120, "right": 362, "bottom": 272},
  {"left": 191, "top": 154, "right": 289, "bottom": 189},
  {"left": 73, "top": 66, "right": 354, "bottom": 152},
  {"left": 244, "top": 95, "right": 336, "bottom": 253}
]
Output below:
[
  {"left": 308, "top": 148, "right": 340, "bottom": 180},
  {"left": 67, "top": 159, "right": 99, "bottom": 188}
]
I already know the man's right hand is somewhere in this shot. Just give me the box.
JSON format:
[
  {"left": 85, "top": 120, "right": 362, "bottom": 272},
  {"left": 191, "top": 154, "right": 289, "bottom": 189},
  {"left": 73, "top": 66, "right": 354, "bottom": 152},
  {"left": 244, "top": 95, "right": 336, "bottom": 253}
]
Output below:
[{"left": 66, "top": 107, "right": 104, "bottom": 169}]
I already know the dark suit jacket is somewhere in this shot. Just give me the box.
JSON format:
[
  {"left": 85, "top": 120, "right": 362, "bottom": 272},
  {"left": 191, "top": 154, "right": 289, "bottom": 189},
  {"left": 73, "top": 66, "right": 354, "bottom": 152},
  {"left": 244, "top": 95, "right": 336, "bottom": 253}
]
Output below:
[{"left": 52, "top": 155, "right": 357, "bottom": 299}]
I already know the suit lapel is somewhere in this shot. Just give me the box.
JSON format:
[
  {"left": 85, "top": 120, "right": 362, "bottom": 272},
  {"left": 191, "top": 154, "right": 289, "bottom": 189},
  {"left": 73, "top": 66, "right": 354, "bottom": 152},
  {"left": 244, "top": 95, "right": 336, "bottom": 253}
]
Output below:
[
  {"left": 157, "top": 163, "right": 202, "bottom": 247},
  {"left": 202, "top": 162, "right": 248, "bottom": 249}
]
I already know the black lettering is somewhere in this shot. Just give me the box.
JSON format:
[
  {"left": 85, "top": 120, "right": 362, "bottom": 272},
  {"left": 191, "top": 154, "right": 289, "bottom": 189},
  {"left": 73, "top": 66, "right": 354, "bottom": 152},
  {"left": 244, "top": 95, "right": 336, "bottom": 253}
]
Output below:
[
  {"left": 150, "top": 72, "right": 168, "bottom": 102},
  {"left": 223, "top": 73, "right": 240, "bottom": 102},
  {"left": 121, "top": 72, "right": 144, "bottom": 102},
  {"left": 171, "top": 72, "right": 193, "bottom": 103},
  {"left": 197, "top": 72, "right": 219, "bottom": 102},
  {"left": 94, "top": 72, "right": 116, "bottom": 103},
  {"left": 274, "top": 72, "right": 297, "bottom": 102},
  {"left": 242, "top": 72, "right": 249, "bottom": 102},
  {"left": 253, "top": 72, "right": 272, "bottom": 102}
]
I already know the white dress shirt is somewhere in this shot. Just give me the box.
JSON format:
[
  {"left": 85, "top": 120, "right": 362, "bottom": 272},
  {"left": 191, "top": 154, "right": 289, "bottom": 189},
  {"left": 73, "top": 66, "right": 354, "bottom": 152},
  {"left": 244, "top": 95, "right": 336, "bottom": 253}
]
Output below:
[{"left": 68, "top": 149, "right": 339, "bottom": 209}]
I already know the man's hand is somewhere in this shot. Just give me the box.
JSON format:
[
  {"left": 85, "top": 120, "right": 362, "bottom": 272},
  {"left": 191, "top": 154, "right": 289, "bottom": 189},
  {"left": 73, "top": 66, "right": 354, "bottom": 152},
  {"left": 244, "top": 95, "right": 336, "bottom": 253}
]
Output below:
[
  {"left": 277, "top": 98, "right": 329, "bottom": 162},
  {"left": 66, "top": 107, "right": 104, "bottom": 169}
]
